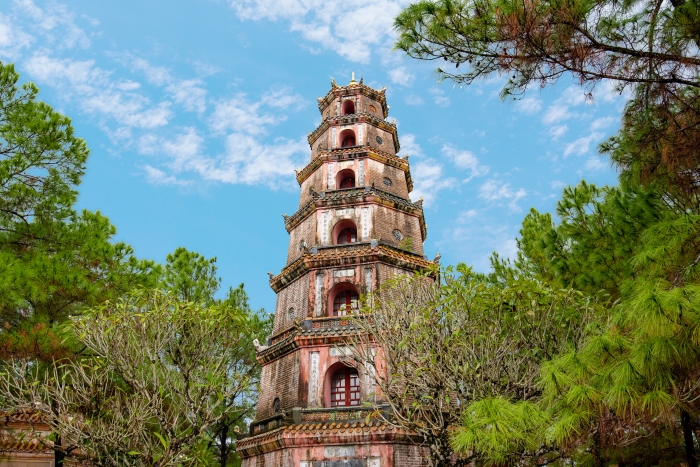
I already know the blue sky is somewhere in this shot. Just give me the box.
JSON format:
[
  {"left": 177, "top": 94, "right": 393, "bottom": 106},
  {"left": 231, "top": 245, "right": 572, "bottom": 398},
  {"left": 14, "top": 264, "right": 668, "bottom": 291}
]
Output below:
[{"left": 0, "top": 0, "right": 625, "bottom": 312}]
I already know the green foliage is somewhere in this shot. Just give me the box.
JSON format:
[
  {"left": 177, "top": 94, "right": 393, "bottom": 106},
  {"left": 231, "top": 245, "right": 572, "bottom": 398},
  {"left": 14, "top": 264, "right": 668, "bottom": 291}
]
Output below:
[
  {"left": 158, "top": 246, "right": 270, "bottom": 467},
  {"left": 351, "top": 265, "right": 602, "bottom": 466},
  {"left": 0, "top": 61, "right": 158, "bottom": 361},
  {"left": 1, "top": 288, "right": 264, "bottom": 467}
]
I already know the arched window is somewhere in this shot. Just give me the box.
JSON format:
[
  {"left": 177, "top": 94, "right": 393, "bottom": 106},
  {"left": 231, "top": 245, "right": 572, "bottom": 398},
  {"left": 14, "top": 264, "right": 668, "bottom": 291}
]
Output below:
[
  {"left": 339, "top": 129, "right": 356, "bottom": 148},
  {"left": 336, "top": 168, "right": 355, "bottom": 189},
  {"left": 332, "top": 219, "right": 358, "bottom": 245},
  {"left": 330, "top": 367, "right": 360, "bottom": 407},
  {"left": 342, "top": 100, "right": 355, "bottom": 115},
  {"left": 333, "top": 290, "right": 359, "bottom": 316},
  {"left": 337, "top": 227, "right": 357, "bottom": 244}
]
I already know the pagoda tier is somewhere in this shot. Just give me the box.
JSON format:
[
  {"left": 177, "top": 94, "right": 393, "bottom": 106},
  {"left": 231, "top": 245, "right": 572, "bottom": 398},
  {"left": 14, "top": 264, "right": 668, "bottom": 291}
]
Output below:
[{"left": 238, "top": 76, "right": 434, "bottom": 467}]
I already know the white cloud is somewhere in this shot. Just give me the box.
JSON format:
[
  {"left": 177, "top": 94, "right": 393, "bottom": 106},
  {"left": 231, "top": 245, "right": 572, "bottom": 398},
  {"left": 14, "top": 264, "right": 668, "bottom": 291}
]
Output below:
[
  {"left": 549, "top": 124, "right": 568, "bottom": 141},
  {"left": 457, "top": 209, "right": 478, "bottom": 223},
  {"left": 595, "top": 79, "right": 633, "bottom": 103},
  {"left": 411, "top": 158, "right": 456, "bottom": 207},
  {"left": 397, "top": 133, "right": 425, "bottom": 158},
  {"left": 140, "top": 88, "right": 308, "bottom": 187},
  {"left": 130, "top": 57, "right": 208, "bottom": 114},
  {"left": 15, "top": 0, "right": 91, "bottom": 50},
  {"left": 590, "top": 116, "right": 616, "bottom": 131},
  {"left": 388, "top": 66, "right": 414, "bottom": 86},
  {"left": 478, "top": 179, "right": 527, "bottom": 212},
  {"left": 542, "top": 104, "right": 575, "bottom": 125},
  {"left": 260, "top": 86, "right": 307, "bottom": 109},
  {"left": 563, "top": 132, "right": 603, "bottom": 157},
  {"left": 514, "top": 96, "right": 542, "bottom": 115},
  {"left": 584, "top": 156, "right": 609, "bottom": 171},
  {"left": 441, "top": 144, "right": 489, "bottom": 181},
  {"left": 430, "top": 88, "right": 450, "bottom": 107},
  {"left": 143, "top": 165, "right": 193, "bottom": 187},
  {"left": 228, "top": 0, "right": 408, "bottom": 63},
  {"left": 210, "top": 96, "right": 280, "bottom": 136},
  {"left": 0, "top": 13, "right": 33, "bottom": 59},
  {"left": 498, "top": 238, "right": 518, "bottom": 261},
  {"left": 405, "top": 94, "right": 424, "bottom": 106},
  {"left": 24, "top": 54, "right": 174, "bottom": 130}
]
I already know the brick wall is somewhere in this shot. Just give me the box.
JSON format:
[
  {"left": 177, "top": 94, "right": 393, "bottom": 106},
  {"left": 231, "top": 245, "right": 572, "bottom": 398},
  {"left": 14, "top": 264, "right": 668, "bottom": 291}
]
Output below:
[
  {"left": 287, "top": 215, "right": 317, "bottom": 264},
  {"left": 256, "top": 350, "right": 301, "bottom": 420},
  {"left": 366, "top": 125, "right": 397, "bottom": 156},
  {"left": 372, "top": 205, "right": 424, "bottom": 255},
  {"left": 273, "top": 274, "right": 310, "bottom": 333},
  {"left": 394, "top": 444, "right": 430, "bottom": 467},
  {"left": 366, "top": 159, "right": 410, "bottom": 199},
  {"left": 299, "top": 168, "right": 324, "bottom": 207}
]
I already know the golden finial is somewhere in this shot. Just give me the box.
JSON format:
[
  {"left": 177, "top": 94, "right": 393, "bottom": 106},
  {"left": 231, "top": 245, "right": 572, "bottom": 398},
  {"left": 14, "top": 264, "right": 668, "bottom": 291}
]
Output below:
[{"left": 349, "top": 72, "right": 357, "bottom": 85}]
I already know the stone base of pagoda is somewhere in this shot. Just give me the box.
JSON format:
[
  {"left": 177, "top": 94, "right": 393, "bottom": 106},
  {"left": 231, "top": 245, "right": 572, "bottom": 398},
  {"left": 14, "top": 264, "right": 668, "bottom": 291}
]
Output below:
[{"left": 237, "top": 420, "right": 428, "bottom": 467}]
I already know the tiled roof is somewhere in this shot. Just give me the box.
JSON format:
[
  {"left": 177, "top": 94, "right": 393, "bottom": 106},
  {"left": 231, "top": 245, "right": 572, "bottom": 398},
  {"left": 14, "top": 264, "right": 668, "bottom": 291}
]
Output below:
[
  {"left": 295, "top": 146, "right": 411, "bottom": 187},
  {"left": 0, "top": 411, "right": 52, "bottom": 453},
  {"left": 316, "top": 82, "right": 389, "bottom": 117},
  {"left": 270, "top": 242, "right": 435, "bottom": 292},
  {"left": 0, "top": 411, "right": 48, "bottom": 424},
  {"left": 307, "top": 113, "right": 399, "bottom": 153},
  {"left": 0, "top": 436, "right": 51, "bottom": 453}
]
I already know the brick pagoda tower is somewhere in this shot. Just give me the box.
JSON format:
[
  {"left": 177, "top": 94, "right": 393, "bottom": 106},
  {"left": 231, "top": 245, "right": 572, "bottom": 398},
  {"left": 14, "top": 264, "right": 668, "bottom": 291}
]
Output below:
[{"left": 237, "top": 75, "right": 434, "bottom": 467}]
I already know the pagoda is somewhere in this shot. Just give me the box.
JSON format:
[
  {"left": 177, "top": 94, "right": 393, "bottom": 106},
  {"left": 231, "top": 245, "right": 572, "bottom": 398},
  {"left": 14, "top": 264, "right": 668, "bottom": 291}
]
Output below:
[{"left": 237, "top": 75, "right": 434, "bottom": 467}]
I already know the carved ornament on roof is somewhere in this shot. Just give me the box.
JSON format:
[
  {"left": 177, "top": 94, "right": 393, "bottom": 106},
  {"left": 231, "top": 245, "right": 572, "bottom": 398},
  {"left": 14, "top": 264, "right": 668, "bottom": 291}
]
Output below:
[
  {"left": 283, "top": 186, "right": 427, "bottom": 240},
  {"left": 296, "top": 147, "right": 413, "bottom": 192},
  {"left": 308, "top": 112, "right": 399, "bottom": 149}
]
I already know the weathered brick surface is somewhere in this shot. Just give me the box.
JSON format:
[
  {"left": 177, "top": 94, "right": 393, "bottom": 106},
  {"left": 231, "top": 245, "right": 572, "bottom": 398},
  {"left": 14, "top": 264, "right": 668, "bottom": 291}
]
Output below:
[
  {"left": 366, "top": 159, "right": 409, "bottom": 199},
  {"left": 394, "top": 444, "right": 430, "bottom": 467},
  {"left": 272, "top": 274, "right": 310, "bottom": 333},
  {"left": 365, "top": 125, "right": 397, "bottom": 156},
  {"left": 286, "top": 201, "right": 422, "bottom": 264},
  {"left": 256, "top": 350, "right": 300, "bottom": 420},
  {"left": 372, "top": 205, "right": 424, "bottom": 255}
]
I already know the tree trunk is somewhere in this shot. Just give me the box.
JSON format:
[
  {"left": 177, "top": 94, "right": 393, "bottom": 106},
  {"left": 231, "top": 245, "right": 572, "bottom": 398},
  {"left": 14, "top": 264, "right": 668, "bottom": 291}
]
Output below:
[
  {"left": 220, "top": 423, "right": 229, "bottom": 467},
  {"left": 592, "top": 426, "right": 604, "bottom": 467},
  {"left": 681, "top": 409, "right": 698, "bottom": 467},
  {"left": 54, "top": 436, "right": 65, "bottom": 466}
]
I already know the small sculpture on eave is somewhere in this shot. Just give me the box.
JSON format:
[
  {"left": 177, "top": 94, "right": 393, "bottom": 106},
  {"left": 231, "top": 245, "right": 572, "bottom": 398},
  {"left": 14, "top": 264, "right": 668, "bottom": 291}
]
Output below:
[
  {"left": 253, "top": 339, "right": 269, "bottom": 352},
  {"left": 267, "top": 271, "right": 275, "bottom": 280},
  {"left": 433, "top": 252, "right": 441, "bottom": 264}
]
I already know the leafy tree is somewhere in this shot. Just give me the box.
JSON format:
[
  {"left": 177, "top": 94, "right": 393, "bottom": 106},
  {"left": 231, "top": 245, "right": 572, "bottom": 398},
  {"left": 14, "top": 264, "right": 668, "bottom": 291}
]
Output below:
[
  {"left": 349, "top": 265, "right": 602, "bottom": 466},
  {"left": 159, "top": 247, "right": 270, "bottom": 467},
  {"left": 0, "top": 61, "right": 159, "bottom": 361},
  {"left": 1, "top": 288, "right": 262, "bottom": 467},
  {"left": 394, "top": 0, "right": 700, "bottom": 205},
  {"left": 516, "top": 182, "right": 700, "bottom": 466},
  {"left": 394, "top": 0, "right": 700, "bottom": 98}
]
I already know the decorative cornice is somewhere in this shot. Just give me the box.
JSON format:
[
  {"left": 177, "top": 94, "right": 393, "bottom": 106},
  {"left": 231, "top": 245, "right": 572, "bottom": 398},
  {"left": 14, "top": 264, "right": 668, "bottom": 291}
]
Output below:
[
  {"left": 307, "top": 113, "right": 399, "bottom": 153},
  {"left": 316, "top": 83, "right": 389, "bottom": 118},
  {"left": 269, "top": 242, "right": 435, "bottom": 293},
  {"left": 257, "top": 318, "right": 365, "bottom": 365},
  {"left": 296, "top": 147, "right": 413, "bottom": 193},
  {"left": 237, "top": 421, "right": 418, "bottom": 458},
  {"left": 284, "top": 186, "right": 426, "bottom": 240}
]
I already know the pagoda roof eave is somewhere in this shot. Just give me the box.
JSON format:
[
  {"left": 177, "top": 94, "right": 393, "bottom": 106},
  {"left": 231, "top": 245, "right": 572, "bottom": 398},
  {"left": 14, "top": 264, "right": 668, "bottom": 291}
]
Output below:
[
  {"left": 296, "top": 147, "right": 414, "bottom": 193},
  {"left": 269, "top": 242, "right": 436, "bottom": 293},
  {"left": 307, "top": 113, "right": 400, "bottom": 153},
  {"left": 316, "top": 82, "right": 389, "bottom": 118},
  {"left": 283, "top": 186, "right": 427, "bottom": 241}
]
